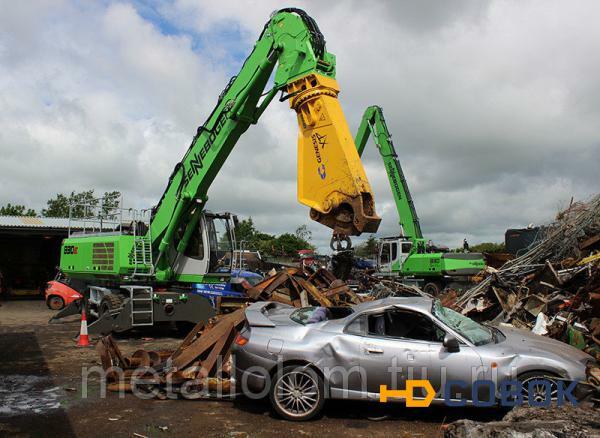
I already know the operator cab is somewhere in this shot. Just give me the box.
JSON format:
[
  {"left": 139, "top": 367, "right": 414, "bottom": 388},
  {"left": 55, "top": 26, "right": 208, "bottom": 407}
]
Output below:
[
  {"left": 377, "top": 236, "right": 412, "bottom": 274},
  {"left": 173, "top": 211, "right": 236, "bottom": 278}
]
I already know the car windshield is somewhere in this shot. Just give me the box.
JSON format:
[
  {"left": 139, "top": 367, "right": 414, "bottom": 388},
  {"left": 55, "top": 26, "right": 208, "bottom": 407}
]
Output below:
[{"left": 432, "top": 300, "right": 494, "bottom": 346}]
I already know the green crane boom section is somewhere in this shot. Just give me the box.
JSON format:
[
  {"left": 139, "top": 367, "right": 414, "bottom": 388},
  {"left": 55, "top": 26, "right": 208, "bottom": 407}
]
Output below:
[
  {"left": 60, "top": 9, "right": 382, "bottom": 283},
  {"left": 354, "top": 106, "right": 423, "bottom": 239},
  {"left": 149, "top": 9, "right": 335, "bottom": 279}
]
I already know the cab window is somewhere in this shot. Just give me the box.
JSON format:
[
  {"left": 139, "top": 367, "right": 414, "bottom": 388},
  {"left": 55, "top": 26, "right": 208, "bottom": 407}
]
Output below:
[
  {"left": 380, "top": 244, "right": 390, "bottom": 264},
  {"left": 367, "top": 309, "right": 445, "bottom": 342}
]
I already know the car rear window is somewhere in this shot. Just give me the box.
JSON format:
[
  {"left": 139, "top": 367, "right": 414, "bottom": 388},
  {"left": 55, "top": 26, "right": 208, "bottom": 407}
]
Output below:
[{"left": 290, "top": 306, "right": 354, "bottom": 325}]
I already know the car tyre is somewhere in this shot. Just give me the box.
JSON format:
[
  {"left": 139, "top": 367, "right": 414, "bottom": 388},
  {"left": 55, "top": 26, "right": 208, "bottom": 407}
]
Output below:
[
  {"left": 47, "top": 295, "right": 65, "bottom": 310},
  {"left": 518, "top": 371, "right": 559, "bottom": 406},
  {"left": 269, "top": 365, "right": 325, "bottom": 421}
]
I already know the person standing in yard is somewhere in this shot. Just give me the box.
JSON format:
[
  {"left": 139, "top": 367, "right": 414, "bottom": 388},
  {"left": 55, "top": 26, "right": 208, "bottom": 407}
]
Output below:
[{"left": 463, "top": 238, "right": 470, "bottom": 252}]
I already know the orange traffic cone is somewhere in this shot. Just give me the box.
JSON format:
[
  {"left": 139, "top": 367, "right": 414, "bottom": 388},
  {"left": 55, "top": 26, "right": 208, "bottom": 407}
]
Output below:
[{"left": 77, "top": 309, "right": 91, "bottom": 347}]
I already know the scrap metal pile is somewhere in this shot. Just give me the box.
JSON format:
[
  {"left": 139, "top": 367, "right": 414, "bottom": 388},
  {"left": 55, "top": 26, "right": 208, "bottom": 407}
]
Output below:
[
  {"left": 357, "top": 274, "right": 428, "bottom": 299},
  {"left": 246, "top": 267, "right": 363, "bottom": 307},
  {"left": 97, "top": 309, "right": 246, "bottom": 398},
  {"left": 454, "top": 195, "right": 600, "bottom": 360},
  {"left": 444, "top": 405, "right": 600, "bottom": 438}
]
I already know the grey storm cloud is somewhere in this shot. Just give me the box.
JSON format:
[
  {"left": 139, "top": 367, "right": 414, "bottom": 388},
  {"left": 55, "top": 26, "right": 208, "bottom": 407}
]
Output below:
[{"left": 0, "top": 0, "right": 599, "bottom": 252}]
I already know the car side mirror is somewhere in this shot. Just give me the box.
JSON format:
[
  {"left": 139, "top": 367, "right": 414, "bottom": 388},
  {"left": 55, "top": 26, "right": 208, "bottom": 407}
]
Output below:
[{"left": 443, "top": 334, "right": 460, "bottom": 352}]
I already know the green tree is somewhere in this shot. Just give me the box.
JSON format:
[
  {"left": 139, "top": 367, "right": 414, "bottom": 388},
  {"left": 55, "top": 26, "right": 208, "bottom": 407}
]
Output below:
[
  {"left": 354, "top": 235, "right": 378, "bottom": 258},
  {"left": 235, "top": 217, "right": 258, "bottom": 243},
  {"left": 273, "top": 233, "right": 314, "bottom": 257},
  {"left": 101, "top": 191, "right": 121, "bottom": 214},
  {"left": 233, "top": 216, "right": 314, "bottom": 257},
  {"left": 254, "top": 233, "right": 277, "bottom": 255},
  {"left": 42, "top": 190, "right": 121, "bottom": 218},
  {"left": 0, "top": 203, "right": 37, "bottom": 216}
]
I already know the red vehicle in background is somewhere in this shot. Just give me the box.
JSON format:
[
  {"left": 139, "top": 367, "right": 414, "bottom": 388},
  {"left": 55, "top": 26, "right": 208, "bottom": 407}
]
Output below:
[
  {"left": 45, "top": 272, "right": 83, "bottom": 310},
  {"left": 297, "top": 249, "right": 315, "bottom": 268}
]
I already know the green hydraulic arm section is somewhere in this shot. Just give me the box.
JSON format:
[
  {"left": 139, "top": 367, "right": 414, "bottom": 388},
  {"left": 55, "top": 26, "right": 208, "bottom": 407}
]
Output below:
[
  {"left": 150, "top": 8, "right": 335, "bottom": 280},
  {"left": 353, "top": 105, "right": 486, "bottom": 288},
  {"left": 150, "top": 8, "right": 380, "bottom": 281},
  {"left": 60, "top": 9, "right": 381, "bottom": 283},
  {"left": 355, "top": 105, "right": 422, "bottom": 239}
]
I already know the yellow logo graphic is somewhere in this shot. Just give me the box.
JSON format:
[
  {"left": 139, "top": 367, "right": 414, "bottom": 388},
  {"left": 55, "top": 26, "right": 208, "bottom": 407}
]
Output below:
[{"left": 379, "top": 380, "right": 435, "bottom": 407}]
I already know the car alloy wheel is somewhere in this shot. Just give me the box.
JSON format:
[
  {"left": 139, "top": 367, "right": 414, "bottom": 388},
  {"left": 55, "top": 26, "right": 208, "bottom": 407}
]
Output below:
[
  {"left": 271, "top": 366, "right": 324, "bottom": 421},
  {"left": 520, "top": 374, "right": 558, "bottom": 405}
]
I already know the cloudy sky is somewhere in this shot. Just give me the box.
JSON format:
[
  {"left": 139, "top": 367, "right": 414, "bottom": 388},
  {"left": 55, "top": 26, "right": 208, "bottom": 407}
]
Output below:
[{"left": 1, "top": 0, "right": 598, "bottom": 252}]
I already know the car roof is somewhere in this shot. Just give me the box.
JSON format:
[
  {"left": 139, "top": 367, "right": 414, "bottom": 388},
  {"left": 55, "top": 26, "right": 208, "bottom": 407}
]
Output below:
[{"left": 352, "top": 296, "right": 434, "bottom": 314}]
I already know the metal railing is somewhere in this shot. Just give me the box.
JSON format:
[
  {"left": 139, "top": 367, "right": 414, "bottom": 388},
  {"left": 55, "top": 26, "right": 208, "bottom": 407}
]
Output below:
[
  {"left": 67, "top": 196, "right": 154, "bottom": 277},
  {"left": 67, "top": 195, "right": 125, "bottom": 237},
  {"left": 132, "top": 215, "right": 154, "bottom": 277}
]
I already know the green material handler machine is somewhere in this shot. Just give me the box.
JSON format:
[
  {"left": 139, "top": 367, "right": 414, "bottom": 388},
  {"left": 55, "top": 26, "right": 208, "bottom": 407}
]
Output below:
[{"left": 355, "top": 106, "right": 485, "bottom": 295}]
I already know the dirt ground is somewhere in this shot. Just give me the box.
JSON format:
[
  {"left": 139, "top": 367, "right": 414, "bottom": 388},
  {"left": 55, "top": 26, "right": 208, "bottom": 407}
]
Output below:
[{"left": 0, "top": 299, "right": 505, "bottom": 437}]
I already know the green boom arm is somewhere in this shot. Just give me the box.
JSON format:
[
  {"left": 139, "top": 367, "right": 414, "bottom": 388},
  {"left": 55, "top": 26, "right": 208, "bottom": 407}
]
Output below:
[
  {"left": 149, "top": 9, "right": 380, "bottom": 281},
  {"left": 354, "top": 106, "right": 423, "bottom": 239},
  {"left": 151, "top": 9, "right": 334, "bottom": 280}
]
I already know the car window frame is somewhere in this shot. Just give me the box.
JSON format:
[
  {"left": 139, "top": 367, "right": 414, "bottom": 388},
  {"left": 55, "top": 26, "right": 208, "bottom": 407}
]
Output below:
[
  {"left": 343, "top": 312, "right": 368, "bottom": 336},
  {"left": 344, "top": 304, "right": 477, "bottom": 347},
  {"left": 354, "top": 306, "right": 447, "bottom": 344}
]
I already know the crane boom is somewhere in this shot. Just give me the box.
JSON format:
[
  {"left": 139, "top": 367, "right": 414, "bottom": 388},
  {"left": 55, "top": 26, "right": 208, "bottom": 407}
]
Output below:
[
  {"left": 354, "top": 105, "right": 486, "bottom": 293},
  {"left": 354, "top": 105, "right": 422, "bottom": 239},
  {"left": 60, "top": 9, "right": 381, "bottom": 283},
  {"left": 150, "top": 9, "right": 381, "bottom": 280}
]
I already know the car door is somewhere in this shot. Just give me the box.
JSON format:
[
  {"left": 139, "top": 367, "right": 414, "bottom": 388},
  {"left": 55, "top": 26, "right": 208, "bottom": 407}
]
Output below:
[
  {"left": 358, "top": 308, "right": 432, "bottom": 398},
  {"left": 428, "top": 338, "right": 484, "bottom": 401}
]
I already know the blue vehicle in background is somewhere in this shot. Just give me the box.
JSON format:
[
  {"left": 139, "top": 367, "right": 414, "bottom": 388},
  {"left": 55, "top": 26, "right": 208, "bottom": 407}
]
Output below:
[
  {"left": 192, "top": 269, "right": 264, "bottom": 306},
  {"left": 354, "top": 257, "right": 376, "bottom": 270}
]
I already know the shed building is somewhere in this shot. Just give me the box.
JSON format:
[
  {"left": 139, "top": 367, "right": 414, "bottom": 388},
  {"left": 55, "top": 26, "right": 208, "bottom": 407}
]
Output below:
[{"left": 0, "top": 216, "right": 81, "bottom": 298}]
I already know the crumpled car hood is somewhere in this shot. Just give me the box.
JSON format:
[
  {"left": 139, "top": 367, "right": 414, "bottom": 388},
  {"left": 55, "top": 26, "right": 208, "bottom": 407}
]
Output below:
[{"left": 495, "top": 325, "right": 591, "bottom": 365}]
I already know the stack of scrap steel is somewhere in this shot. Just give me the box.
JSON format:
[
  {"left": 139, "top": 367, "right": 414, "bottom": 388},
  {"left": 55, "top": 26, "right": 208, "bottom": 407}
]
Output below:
[
  {"left": 246, "top": 267, "right": 363, "bottom": 307},
  {"left": 455, "top": 195, "right": 600, "bottom": 360},
  {"left": 96, "top": 309, "right": 246, "bottom": 398},
  {"left": 360, "top": 274, "right": 429, "bottom": 299}
]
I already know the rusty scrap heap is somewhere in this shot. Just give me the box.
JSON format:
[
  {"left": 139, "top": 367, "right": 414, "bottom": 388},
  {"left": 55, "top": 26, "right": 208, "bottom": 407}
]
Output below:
[
  {"left": 246, "top": 267, "right": 363, "bottom": 307},
  {"left": 455, "top": 195, "right": 600, "bottom": 360},
  {"left": 97, "top": 309, "right": 246, "bottom": 398}
]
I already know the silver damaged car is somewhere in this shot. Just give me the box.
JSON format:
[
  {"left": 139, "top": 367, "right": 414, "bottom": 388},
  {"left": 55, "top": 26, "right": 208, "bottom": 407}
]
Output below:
[{"left": 232, "top": 297, "right": 594, "bottom": 421}]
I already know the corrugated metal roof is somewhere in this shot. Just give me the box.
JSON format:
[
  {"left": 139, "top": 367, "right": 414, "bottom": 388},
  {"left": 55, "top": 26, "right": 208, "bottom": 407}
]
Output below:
[{"left": 0, "top": 216, "right": 85, "bottom": 229}]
